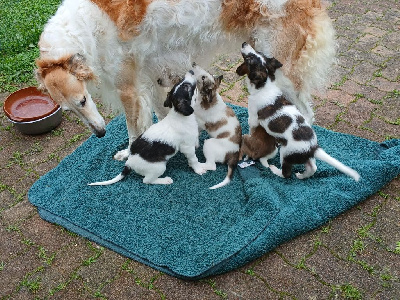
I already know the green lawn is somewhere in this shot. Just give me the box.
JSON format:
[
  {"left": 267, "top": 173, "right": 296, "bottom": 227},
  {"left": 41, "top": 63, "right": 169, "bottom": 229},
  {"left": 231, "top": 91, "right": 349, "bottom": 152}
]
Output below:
[{"left": 0, "top": 0, "right": 62, "bottom": 92}]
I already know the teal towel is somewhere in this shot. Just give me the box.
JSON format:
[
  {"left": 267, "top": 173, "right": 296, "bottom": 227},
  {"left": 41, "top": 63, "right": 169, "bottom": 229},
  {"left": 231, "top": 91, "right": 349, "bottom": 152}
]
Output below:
[{"left": 28, "top": 105, "right": 400, "bottom": 279}]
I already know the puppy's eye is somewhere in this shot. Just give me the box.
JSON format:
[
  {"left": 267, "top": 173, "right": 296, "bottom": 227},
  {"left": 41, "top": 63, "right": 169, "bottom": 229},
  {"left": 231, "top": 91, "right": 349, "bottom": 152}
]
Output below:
[
  {"left": 202, "top": 76, "right": 206, "bottom": 81},
  {"left": 80, "top": 96, "right": 86, "bottom": 107}
]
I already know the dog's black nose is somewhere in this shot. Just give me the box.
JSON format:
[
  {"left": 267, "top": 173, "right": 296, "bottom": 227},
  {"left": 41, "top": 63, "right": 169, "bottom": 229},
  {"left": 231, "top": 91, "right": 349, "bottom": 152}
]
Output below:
[
  {"left": 189, "top": 70, "right": 194, "bottom": 75},
  {"left": 95, "top": 128, "right": 106, "bottom": 138},
  {"left": 242, "top": 42, "right": 248, "bottom": 48}
]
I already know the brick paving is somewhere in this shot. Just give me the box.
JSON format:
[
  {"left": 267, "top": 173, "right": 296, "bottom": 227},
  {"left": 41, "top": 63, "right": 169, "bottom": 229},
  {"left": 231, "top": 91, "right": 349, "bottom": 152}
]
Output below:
[{"left": 1, "top": 1, "right": 399, "bottom": 299}]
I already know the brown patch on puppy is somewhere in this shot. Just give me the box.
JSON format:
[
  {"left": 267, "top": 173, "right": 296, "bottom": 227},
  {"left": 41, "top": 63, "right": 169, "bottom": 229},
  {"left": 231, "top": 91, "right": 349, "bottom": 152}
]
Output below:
[
  {"left": 240, "top": 126, "right": 276, "bottom": 160},
  {"left": 292, "top": 126, "right": 314, "bottom": 141},
  {"left": 205, "top": 119, "right": 228, "bottom": 133},
  {"left": 268, "top": 115, "right": 292, "bottom": 134},
  {"left": 91, "top": 0, "right": 150, "bottom": 40},
  {"left": 217, "top": 132, "right": 230, "bottom": 139},
  {"left": 226, "top": 106, "right": 236, "bottom": 118},
  {"left": 224, "top": 151, "right": 240, "bottom": 167},
  {"left": 258, "top": 96, "right": 292, "bottom": 120},
  {"left": 229, "top": 125, "right": 242, "bottom": 145},
  {"left": 220, "top": 0, "right": 268, "bottom": 33}
]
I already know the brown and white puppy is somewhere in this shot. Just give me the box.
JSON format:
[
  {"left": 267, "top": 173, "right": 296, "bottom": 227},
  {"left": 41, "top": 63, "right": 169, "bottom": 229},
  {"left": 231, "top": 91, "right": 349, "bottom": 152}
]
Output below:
[
  {"left": 237, "top": 43, "right": 360, "bottom": 181},
  {"left": 192, "top": 65, "right": 242, "bottom": 189},
  {"left": 35, "top": 0, "right": 336, "bottom": 161},
  {"left": 89, "top": 71, "right": 206, "bottom": 186},
  {"left": 240, "top": 125, "right": 277, "bottom": 168}
]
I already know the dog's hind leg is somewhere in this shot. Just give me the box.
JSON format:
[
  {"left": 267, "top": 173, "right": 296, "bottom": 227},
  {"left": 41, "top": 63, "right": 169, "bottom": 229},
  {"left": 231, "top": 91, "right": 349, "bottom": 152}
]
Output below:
[
  {"left": 296, "top": 158, "right": 317, "bottom": 179},
  {"left": 259, "top": 147, "right": 278, "bottom": 168},
  {"left": 269, "top": 158, "right": 293, "bottom": 179},
  {"left": 201, "top": 141, "right": 217, "bottom": 171},
  {"left": 143, "top": 176, "right": 173, "bottom": 185},
  {"left": 141, "top": 163, "right": 173, "bottom": 185}
]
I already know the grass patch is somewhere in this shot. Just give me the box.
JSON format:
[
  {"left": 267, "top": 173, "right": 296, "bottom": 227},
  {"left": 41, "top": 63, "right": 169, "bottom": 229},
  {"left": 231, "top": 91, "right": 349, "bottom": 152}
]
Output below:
[{"left": 0, "top": 0, "right": 62, "bottom": 92}]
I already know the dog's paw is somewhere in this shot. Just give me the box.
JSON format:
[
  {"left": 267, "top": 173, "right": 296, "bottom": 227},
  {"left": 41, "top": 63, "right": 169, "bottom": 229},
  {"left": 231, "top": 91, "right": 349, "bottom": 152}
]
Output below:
[
  {"left": 295, "top": 172, "right": 306, "bottom": 180},
  {"left": 194, "top": 166, "right": 207, "bottom": 175},
  {"left": 160, "top": 177, "right": 174, "bottom": 184},
  {"left": 114, "top": 149, "right": 130, "bottom": 161},
  {"left": 200, "top": 162, "right": 216, "bottom": 171},
  {"left": 150, "top": 177, "right": 174, "bottom": 185},
  {"left": 269, "top": 165, "right": 284, "bottom": 178}
]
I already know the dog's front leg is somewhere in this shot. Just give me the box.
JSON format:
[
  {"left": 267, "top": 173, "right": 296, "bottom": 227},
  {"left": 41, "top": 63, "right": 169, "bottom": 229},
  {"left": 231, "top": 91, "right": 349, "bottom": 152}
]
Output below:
[
  {"left": 180, "top": 143, "right": 206, "bottom": 175},
  {"left": 114, "top": 60, "right": 153, "bottom": 161}
]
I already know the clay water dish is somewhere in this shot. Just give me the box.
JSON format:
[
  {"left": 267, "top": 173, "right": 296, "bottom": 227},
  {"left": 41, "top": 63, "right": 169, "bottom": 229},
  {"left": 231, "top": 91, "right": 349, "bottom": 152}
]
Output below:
[{"left": 3, "top": 87, "right": 62, "bottom": 134}]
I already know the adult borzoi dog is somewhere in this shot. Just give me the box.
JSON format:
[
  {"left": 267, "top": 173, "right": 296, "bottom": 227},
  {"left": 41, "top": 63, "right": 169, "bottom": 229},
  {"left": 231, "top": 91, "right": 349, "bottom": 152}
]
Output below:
[{"left": 35, "top": 0, "right": 336, "bottom": 160}]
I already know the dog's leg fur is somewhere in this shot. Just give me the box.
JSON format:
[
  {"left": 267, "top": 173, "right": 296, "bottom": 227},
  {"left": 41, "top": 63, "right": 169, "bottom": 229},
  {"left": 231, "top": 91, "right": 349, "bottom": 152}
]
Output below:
[
  {"left": 296, "top": 158, "right": 317, "bottom": 179},
  {"left": 114, "top": 60, "right": 155, "bottom": 161},
  {"left": 180, "top": 143, "right": 206, "bottom": 175},
  {"left": 259, "top": 147, "right": 278, "bottom": 168}
]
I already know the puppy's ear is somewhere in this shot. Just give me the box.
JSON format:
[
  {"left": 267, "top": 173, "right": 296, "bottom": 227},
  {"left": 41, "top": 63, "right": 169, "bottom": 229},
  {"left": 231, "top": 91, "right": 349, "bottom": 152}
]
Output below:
[
  {"left": 164, "top": 91, "right": 173, "bottom": 108},
  {"left": 236, "top": 63, "right": 248, "bottom": 76},
  {"left": 214, "top": 75, "right": 223, "bottom": 88},
  {"left": 68, "top": 53, "right": 95, "bottom": 81},
  {"left": 176, "top": 100, "right": 194, "bottom": 116},
  {"left": 269, "top": 57, "right": 283, "bottom": 70}
]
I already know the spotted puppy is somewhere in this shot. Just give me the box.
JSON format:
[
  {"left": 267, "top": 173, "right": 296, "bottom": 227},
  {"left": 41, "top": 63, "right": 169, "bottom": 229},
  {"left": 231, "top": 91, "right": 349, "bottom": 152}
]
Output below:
[
  {"left": 192, "top": 64, "right": 242, "bottom": 189},
  {"left": 89, "top": 71, "right": 206, "bottom": 186},
  {"left": 236, "top": 43, "right": 360, "bottom": 181}
]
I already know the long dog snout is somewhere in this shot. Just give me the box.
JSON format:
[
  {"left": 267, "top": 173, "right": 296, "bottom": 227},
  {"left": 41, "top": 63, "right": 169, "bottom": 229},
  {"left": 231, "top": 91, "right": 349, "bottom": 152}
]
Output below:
[{"left": 89, "top": 123, "right": 106, "bottom": 138}]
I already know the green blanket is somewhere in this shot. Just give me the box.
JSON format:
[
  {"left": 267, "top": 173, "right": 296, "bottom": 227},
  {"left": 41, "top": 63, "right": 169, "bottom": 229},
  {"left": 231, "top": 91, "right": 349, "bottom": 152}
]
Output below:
[{"left": 28, "top": 105, "right": 400, "bottom": 279}]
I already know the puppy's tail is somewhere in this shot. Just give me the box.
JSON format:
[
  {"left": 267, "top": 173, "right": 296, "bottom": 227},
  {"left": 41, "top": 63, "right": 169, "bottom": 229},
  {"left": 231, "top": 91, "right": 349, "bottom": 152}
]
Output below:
[
  {"left": 209, "top": 165, "right": 235, "bottom": 190},
  {"left": 88, "top": 166, "right": 131, "bottom": 186},
  {"left": 314, "top": 148, "right": 360, "bottom": 181}
]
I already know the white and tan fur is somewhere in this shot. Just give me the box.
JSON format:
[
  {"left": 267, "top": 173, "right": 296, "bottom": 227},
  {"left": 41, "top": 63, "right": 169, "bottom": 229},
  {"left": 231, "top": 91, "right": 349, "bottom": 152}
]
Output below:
[
  {"left": 191, "top": 65, "right": 242, "bottom": 189},
  {"left": 237, "top": 43, "right": 359, "bottom": 181},
  {"left": 89, "top": 71, "right": 205, "bottom": 186},
  {"left": 35, "top": 0, "right": 336, "bottom": 160}
]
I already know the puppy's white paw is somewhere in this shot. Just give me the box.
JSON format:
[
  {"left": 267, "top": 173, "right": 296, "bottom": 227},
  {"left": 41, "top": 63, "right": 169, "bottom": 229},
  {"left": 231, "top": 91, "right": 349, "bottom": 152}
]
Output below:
[
  {"left": 295, "top": 172, "right": 306, "bottom": 180},
  {"left": 161, "top": 177, "right": 174, "bottom": 184},
  {"left": 194, "top": 166, "right": 207, "bottom": 175},
  {"left": 151, "top": 177, "right": 174, "bottom": 185},
  {"left": 114, "top": 149, "right": 130, "bottom": 161},
  {"left": 269, "top": 165, "right": 284, "bottom": 178},
  {"left": 200, "top": 162, "right": 216, "bottom": 171}
]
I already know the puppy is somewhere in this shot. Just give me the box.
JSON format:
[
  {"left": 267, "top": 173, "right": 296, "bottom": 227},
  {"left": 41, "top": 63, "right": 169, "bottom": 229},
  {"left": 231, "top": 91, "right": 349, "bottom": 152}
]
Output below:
[
  {"left": 236, "top": 43, "right": 360, "bottom": 181},
  {"left": 89, "top": 71, "right": 206, "bottom": 186},
  {"left": 192, "top": 65, "right": 242, "bottom": 189},
  {"left": 240, "top": 125, "right": 277, "bottom": 168}
]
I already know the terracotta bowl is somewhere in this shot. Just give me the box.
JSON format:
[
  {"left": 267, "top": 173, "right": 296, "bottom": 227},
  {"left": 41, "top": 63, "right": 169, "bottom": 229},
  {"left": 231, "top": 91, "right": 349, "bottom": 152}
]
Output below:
[{"left": 3, "top": 87, "right": 62, "bottom": 135}]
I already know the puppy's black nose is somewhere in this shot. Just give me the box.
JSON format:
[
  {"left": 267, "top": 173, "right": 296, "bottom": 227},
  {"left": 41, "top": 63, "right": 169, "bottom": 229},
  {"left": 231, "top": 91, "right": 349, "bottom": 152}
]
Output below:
[
  {"left": 189, "top": 70, "right": 194, "bottom": 75},
  {"left": 242, "top": 42, "right": 248, "bottom": 48}
]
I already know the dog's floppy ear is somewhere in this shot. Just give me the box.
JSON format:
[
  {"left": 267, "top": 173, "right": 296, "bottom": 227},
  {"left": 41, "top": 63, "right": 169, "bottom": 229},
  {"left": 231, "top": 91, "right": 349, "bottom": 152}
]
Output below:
[
  {"left": 68, "top": 53, "right": 95, "bottom": 81},
  {"left": 236, "top": 63, "right": 249, "bottom": 76},
  {"left": 164, "top": 91, "right": 173, "bottom": 108},
  {"left": 214, "top": 75, "right": 223, "bottom": 88},
  {"left": 268, "top": 57, "right": 283, "bottom": 71}
]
